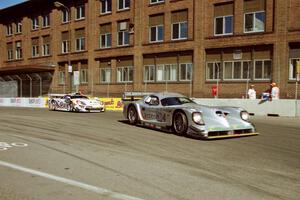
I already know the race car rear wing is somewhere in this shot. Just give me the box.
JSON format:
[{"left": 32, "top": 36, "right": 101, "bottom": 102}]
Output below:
[
  {"left": 122, "top": 92, "right": 152, "bottom": 102},
  {"left": 48, "top": 94, "right": 66, "bottom": 99}
]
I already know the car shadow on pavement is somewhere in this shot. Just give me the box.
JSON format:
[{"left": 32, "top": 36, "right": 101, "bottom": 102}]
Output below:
[{"left": 118, "top": 120, "right": 209, "bottom": 141}]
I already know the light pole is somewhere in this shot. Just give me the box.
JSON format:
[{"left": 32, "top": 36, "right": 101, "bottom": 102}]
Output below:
[{"left": 54, "top": 1, "right": 72, "bottom": 93}]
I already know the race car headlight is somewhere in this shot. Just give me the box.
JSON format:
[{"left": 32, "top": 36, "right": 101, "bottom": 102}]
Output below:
[
  {"left": 240, "top": 111, "right": 250, "bottom": 121},
  {"left": 192, "top": 112, "right": 205, "bottom": 125}
]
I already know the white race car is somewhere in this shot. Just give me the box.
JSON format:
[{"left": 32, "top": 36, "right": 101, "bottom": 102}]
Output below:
[{"left": 48, "top": 93, "right": 105, "bottom": 112}]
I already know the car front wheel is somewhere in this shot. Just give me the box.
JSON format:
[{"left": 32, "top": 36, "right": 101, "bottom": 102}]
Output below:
[{"left": 173, "top": 111, "right": 188, "bottom": 136}]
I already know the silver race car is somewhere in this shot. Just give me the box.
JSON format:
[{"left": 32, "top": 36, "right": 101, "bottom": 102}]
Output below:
[
  {"left": 123, "top": 92, "right": 258, "bottom": 139},
  {"left": 49, "top": 93, "right": 105, "bottom": 112}
]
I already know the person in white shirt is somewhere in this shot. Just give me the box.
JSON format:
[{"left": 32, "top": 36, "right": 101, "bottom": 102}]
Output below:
[
  {"left": 248, "top": 85, "right": 256, "bottom": 99},
  {"left": 271, "top": 82, "right": 280, "bottom": 99}
]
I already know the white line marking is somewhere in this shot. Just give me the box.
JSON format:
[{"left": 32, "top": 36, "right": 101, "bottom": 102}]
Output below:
[{"left": 0, "top": 160, "right": 143, "bottom": 200}]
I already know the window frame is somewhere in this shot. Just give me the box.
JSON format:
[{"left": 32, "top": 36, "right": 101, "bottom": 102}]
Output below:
[
  {"left": 42, "top": 14, "right": 50, "bottom": 28},
  {"left": 16, "top": 22, "right": 22, "bottom": 34},
  {"left": 117, "top": 30, "right": 129, "bottom": 46},
  {"left": 76, "top": 5, "right": 85, "bottom": 20},
  {"left": 149, "top": 24, "right": 164, "bottom": 43},
  {"left": 7, "top": 49, "right": 13, "bottom": 61},
  {"left": 117, "top": 66, "right": 133, "bottom": 83},
  {"left": 6, "top": 24, "right": 13, "bottom": 36},
  {"left": 171, "top": 21, "right": 188, "bottom": 40},
  {"left": 156, "top": 64, "right": 178, "bottom": 82},
  {"left": 62, "top": 9, "right": 70, "bottom": 23},
  {"left": 289, "top": 58, "right": 300, "bottom": 80},
  {"left": 144, "top": 65, "right": 156, "bottom": 82},
  {"left": 118, "top": 0, "right": 130, "bottom": 11},
  {"left": 244, "top": 11, "right": 265, "bottom": 33},
  {"left": 32, "top": 17, "right": 39, "bottom": 30},
  {"left": 101, "top": 0, "right": 112, "bottom": 14},
  {"left": 100, "top": 68, "right": 112, "bottom": 83},
  {"left": 15, "top": 42, "right": 22, "bottom": 60},
  {"left": 61, "top": 40, "right": 70, "bottom": 54},
  {"left": 179, "top": 63, "right": 193, "bottom": 81},
  {"left": 214, "top": 15, "right": 233, "bottom": 36},
  {"left": 59, "top": 71, "right": 65, "bottom": 85},
  {"left": 32, "top": 45, "right": 39, "bottom": 57},
  {"left": 100, "top": 33, "right": 112, "bottom": 48},
  {"left": 223, "top": 60, "right": 251, "bottom": 81},
  {"left": 42, "top": 43, "right": 50, "bottom": 56},
  {"left": 80, "top": 68, "right": 88, "bottom": 84},
  {"left": 253, "top": 59, "right": 272, "bottom": 80},
  {"left": 75, "top": 37, "right": 85, "bottom": 51},
  {"left": 150, "top": 0, "right": 164, "bottom": 5}
]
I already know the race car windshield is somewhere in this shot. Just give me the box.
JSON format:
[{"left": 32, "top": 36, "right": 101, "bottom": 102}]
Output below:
[
  {"left": 71, "top": 95, "right": 88, "bottom": 99},
  {"left": 161, "top": 97, "right": 194, "bottom": 106}
]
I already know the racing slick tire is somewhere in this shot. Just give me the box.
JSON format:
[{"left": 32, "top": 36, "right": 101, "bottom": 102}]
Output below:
[
  {"left": 128, "top": 105, "right": 138, "bottom": 125},
  {"left": 172, "top": 111, "right": 188, "bottom": 136},
  {"left": 49, "top": 101, "right": 57, "bottom": 111},
  {"left": 67, "top": 104, "right": 73, "bottom": 112}
]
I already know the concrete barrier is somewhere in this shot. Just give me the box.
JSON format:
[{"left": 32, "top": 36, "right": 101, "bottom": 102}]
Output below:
[
  {"left": 0, "top": 97, "right": 299, "bottom": 117},
  {"left": 193, "top": 98, "right": 300, "bottom": 117}
]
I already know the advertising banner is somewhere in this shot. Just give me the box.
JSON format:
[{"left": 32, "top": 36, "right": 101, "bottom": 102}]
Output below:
[{"left": 99, "top": 98, "right": 123, "bottom": 111}]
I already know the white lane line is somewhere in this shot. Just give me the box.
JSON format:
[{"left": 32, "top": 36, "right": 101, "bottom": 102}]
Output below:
[{"left": 0, "top": 160, "right": 143, "bottom": 200}]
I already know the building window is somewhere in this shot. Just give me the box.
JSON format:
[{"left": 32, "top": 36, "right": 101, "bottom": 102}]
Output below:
[
  {"left": 118, "top": 0, "right": 130, "bottom": 10},
  {"left": 76, "top": 5, "right": 85, "bottom": 20},
  {"left": 32, "top": 45, "right": 39, "bottom": 57},
  {"left": 80, "top": 69, "right": 88, "bottom": 83},
  {"left": 172, "top": 22, "right": 187, "bottom": 40},
  {"left": 101, "top": 0, "right": 112, "bottom": 14},
  {"left": 76, "top": 37, "right": 85, "bottom": 51},
  {"left": 15, "top": 41, "right": 22, "bottom": 60},
  {"left": 32, "top": 17, "right": 39, "bottom": 30},
  {"left": 206, "top": 62, "right": 221, "bottom": 80},
  {"left": 16, "top": 22, "right": 22, "bottom": 33},
  {"left": 289, "top": 58, "right": 300, "bottom": 80},
  {"left": 156, "top": 64, "right": 177, "bottom": 81},
  {"left": 7, "top": 49, "right": 13, "bottom": 61},
  {"left": 244, "top": 11, "right": 265, "bottom": 33},
  {"left": 62, "top": 9, "right": 70, "bottom": 23},
  {"left": 150, "top": 25, "right": 164, "bottom": 43},
  {"left": 254, "top": 60, "right": 271, "bottom": 80},
  {"left": 62, "top": 40, "right": 69, "bottom": 53},
  {"left": 171, "top": 10, "right": 188, "bottom": 40},
  {"left": 100, "top": 33, "right": 112, "bottom": 48},
  {"left": 118, "top": 22, "right": 129, "bottom": 46},
  {"left": 223, "top": 61, "right": 251, "bottom": 80},
  {"left": 59, "top": 71, "right": 65, "bottom": 85},
  {"left": 42, "top": 44, "right": 50, "bottom": 56},
  {"left": 117, "top": 66, "right": 133, "bottom": 82},
  {"left": 144, "top": 65, "right": 155, "bottom": 82},
  {"left": 214, "top": 16, "right": 233, "bottom": 36},
  {"left": 150, "top": 0, "right": 164, "bottom": 4},
  {"left": 179, "top": 63, "right": 192, "bottom": 81},
  {"left": 6, "top": 24, "right": 13, "bottom": 36},
  {"left": 42, "top": 14, "right": 50, "bottom": 27},
  {"left": 100, "top": 68, "right": 111, "bottom": 83}
]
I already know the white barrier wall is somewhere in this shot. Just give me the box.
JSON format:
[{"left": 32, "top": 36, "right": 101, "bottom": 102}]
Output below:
[
  {"left": 0, "top": 97, "right": 299, "bottom": 117},
  {"left": 193, "top": 99, "right": 300, "bottom": 117},
  {"left": 0, "top": 98, "right": 47, "bottom": 108}
]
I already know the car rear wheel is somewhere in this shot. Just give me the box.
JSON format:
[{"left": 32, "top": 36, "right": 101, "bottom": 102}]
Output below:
[
  {"left": 173, "top": 111, "right": 188, "bottom": 136},
  {"left": 128, "top": 106, "right": 138, "bottom": 124}
]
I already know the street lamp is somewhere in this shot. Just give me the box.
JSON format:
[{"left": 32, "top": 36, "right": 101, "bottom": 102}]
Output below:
[{"left": 54, "top": 1, "right": 72, "bottom": 93}]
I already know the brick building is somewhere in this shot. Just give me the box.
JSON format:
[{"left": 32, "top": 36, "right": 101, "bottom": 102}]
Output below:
[{"left": 0, "top": 0, "right": 299, "bottom": 98}]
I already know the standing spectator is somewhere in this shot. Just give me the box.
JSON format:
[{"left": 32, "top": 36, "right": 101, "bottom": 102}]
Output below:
[
  {"left": 247, "top": 85, "right": 256, "bottom": 99},
  {"left": 271, "top": 82, "right": 280, "bottom": 99},
  {"left": 258, "top": 84, "right": 272, "bottom": 104}
]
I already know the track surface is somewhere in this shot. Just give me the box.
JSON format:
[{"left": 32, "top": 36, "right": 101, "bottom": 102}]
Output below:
[{"left": 0, "top": 107, "right": 299, "bottom": 200}]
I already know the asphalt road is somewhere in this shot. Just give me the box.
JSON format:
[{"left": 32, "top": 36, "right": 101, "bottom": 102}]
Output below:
[{"left": 0, "top": 107, "right": 299, "bottom": 200}]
